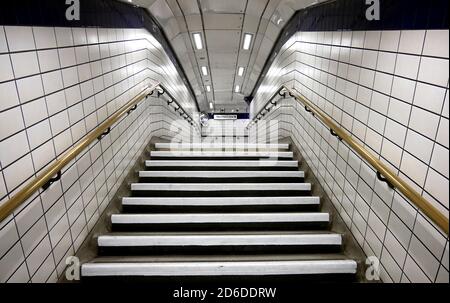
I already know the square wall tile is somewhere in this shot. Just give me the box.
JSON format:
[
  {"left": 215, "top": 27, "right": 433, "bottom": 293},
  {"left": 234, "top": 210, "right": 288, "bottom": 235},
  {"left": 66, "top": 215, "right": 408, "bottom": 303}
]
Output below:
[
  {"left": 436, "top": 118, "right": 449, "bottom": 148},
  {"left": 72, "top": 28, "right": 87, "bottom": 45},
  {"left": 0, "top": 107, "right": 25, "bottom": 141},
  {"left": 16, "top": 75, "right": 44, "bottom": 103},
  {"left": 0, "top": 220, "right": 19, "bottom": 258},
  {"left": 391, "top": 77, "right": 416, "bottom": 104},
  {"left": 42, "top": 71, "right": 64, "bottom": 95},
  {"left": 27, "top": 119, "right": 52, "bottom": 150},
  {"left": 413, "top": 83, "right": 446, "bottom": 114},
  {"left": 32, "top": 140, "right": 56, "bottom": 171},
  {"left": 0, "top": 131, "right": 29, "bottom": 167},
  {"left": 377, "top": 52, "right": 396, "bottom": 74},
  {"left": 0, "top": 81, "right": 20, "bottom": 112},
  {"left": 404, "top": 130, "right": 434, "bottom": 163},
  {"left": 22, "top": 98, "right": 48, "bottom": 127},
  {"left": 3, "top": 154, "right": 34, "bottom": 191},
  {"left": 409, "top": 236, "right": 440, "bottom": 280},
  {"left": 395, "top": 54, "right": 420, "bottom": 79},
  {"left": 384, "top": 119, "right": 406, "bottom": 146},
  {"left": 26, "top": 236, "right": 52, "bottom": 277},
  {"left": 0, "top": 54, "right": 14, "bottom": 82},
  {"left": 38, "top": 50, "right": 60, "bottom": 73},
  {"left": 32, "top": 27, "right": 57, "bottom": 49},
  {"left": 408, "top": 107, "right": 440, "bottom": 139},
  {"left": 403, "top": 255, "right": 431, "bottom": 282},
  {"left": 4, "top": 26, "right": 35, "bottom": 52},
  {"left": 399, "top": 30, "right": 425, "bottom": 55},
  {"left": 55, "top": 28, "right": 74, "bottom": 47},
  {"left": 0, "top": 26, "right": 7, "bottom": 52},
  {"left": 418, "top": 57, "right": 449, "bottom": 87},
  {"left": 0, "top": 243, "right": 26, "bottom": 283},
  {"left": 379, "top": 31, "right": 400, "bottom": 52},
  {"left": 388, "top": 98, "right": 411, "bottom": 125},
  {"left": 58, "top": 48, "right": 77, "bottom": 68},
  {"left": 430, "top": 144, "right": 449, "bottom": 178},
  {"left": 46, "top": 91, "right": 67, "bottom": 116},
  {"left": 374, "top": 72, "right": 393, "bottom": 95},
  {"left": 423, "top": 30, "right": 449, "bottom": 58},
  {"left": 413, "top": 214, "right": 447, "bottom": 259},
  {"left": 400, "top": 151, "right": 428, "bottom": 187},
  {"left": 425, "top": 168, "right": 449, "bottom": 209}
]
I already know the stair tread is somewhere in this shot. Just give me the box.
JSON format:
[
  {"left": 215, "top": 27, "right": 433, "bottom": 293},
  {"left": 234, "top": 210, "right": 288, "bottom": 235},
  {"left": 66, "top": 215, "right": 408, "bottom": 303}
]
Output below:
[
  {"left": 155, "top": 143, "right": 290, "bottom": 150},
  {"left": 146, "top": 160, "right": 299, "bottom": 167},
  {"left": 84, "top": 253, "right": 352, "bottom": 263},
  {"left": 82, "top": 259, "right": 357, "bottom": 276},
  {"left": 111, "top": 213, "right": 329, "bottom": 224},
  {"left": 97, "top": 233, "right": 343, "bottom": 247},
  {"left": 122, "top": 196, "right": 320, "bottom": 206},
  {"left": 150, "top": 151, "right": 293, "bottom": 158},
  {"left": 139, "top": 171, "right": 304, "bottom": 178},
  {"left": 130, "top": 183, "right": 311, "bottom": 191}
]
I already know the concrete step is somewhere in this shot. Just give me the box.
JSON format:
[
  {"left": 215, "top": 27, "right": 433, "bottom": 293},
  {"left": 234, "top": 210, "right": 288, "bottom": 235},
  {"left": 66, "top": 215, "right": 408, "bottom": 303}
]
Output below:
[
  {"left": 111, "top": 213, "right": 329, "bottom": 231},
  {"left": 154, "top": 143, "right": 290, "bottom": 151},
  {"left": 81, "top": 259, "right": 357, "bottom": 280},
  {"left": 138, "top": 170, "right": 305, "bottom": 183},
  {"left": 145, "top": 160, "right": 299, "bottom": 171},
  {"left": 150, "top": 151, "right": 294, "bottom": 159},
  {"left": 97, "top": 233, "right": 342, "bottom": 255},
  {"left": 130, "top": 183, "right": 311, "bottom": 197},
  {"left": 121, "top": 196, "right": 321, "bottom": 213}
]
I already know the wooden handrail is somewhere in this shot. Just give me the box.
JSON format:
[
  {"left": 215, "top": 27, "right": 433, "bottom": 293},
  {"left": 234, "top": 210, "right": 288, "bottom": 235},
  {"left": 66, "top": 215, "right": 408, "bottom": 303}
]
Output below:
[
  {"left": 0, "top": 83, "right": 199, "bottom": 223},
  {"left": 248, "top": 85, "right": 449, "bottom": 235}
]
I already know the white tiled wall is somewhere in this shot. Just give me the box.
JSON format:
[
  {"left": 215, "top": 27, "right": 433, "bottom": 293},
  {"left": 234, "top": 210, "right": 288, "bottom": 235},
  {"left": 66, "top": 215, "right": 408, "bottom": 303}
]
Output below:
[
  {"left": 251, "top": 29, "right": 449, "bottom": 283},
  {"left": 0, "top": 25, "right": 199, "bottom": 283}
]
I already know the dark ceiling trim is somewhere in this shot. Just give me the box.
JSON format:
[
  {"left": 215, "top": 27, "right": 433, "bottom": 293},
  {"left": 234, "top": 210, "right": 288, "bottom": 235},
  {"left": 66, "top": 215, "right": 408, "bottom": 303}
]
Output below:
[
  {"left": 0, "top": 0, "right": 200, "bottom": 112},
  {"left": 248, "top": 0, "right": 449, "bottom": 102}
]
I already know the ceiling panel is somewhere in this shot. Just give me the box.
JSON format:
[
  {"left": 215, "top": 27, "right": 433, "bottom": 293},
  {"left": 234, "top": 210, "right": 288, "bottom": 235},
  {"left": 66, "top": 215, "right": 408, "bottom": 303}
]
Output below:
[
  {"left": 177, "top": 0, "right": 200, "bottom": 15},
  {"left": 185, "top": 15, "right": 203, "bottom": 31},
  {"left": 203, "top": 14, "right": 243, "bottom": 30},
  {"left": 205, "top": 30, "right": 241, "bottom": 52},
  {"left": 201, "top": 0, "right": 247, "bottom": 13},
  {"left": 210, "top": 53, "right": 238, "bottom": 69}
]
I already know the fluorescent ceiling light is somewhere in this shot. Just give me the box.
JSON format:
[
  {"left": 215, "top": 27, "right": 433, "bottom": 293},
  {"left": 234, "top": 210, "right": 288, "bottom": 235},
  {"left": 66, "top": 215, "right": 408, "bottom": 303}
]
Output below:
[
  {"left": 201, "top": 66, "right": 208, "bottom": 76},
  {"left": 238, "top": 67, "right": 245, "bottom": 77},
  {"left": 243, "top": 33, "right": 253, "bottom": 50},
  {"left": 192, "top": 33, "right": 203, "bottom": 50},
  {"left": 206, "top": 85, "right": 211, "bottom": 92},
  {"left": 235, "top": 85, "right": 240, "bottom": 93}
]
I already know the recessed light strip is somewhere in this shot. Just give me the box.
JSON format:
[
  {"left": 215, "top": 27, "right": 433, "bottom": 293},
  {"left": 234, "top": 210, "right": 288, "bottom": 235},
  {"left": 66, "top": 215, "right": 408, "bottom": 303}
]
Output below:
[
  {"left": 201, "top": 66, "right": 208, "bottom": 76},
  {"left": 243, "top": 33, "right": 253, "bottom": 50},
  {"left": 193, "top": 33, "right": 203, "bottom": 50}
]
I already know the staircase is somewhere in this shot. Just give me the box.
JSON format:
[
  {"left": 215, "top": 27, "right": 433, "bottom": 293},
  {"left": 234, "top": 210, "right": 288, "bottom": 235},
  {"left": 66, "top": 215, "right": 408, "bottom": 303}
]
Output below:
[{"left": 81, "top": 140, "right": 360, "bottom": 282}]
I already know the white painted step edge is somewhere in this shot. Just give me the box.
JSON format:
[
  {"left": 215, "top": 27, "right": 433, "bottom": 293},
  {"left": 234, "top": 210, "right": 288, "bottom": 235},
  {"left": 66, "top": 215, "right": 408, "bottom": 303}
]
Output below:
[
  {"left": 154, "top": 143, "right": 290, "bottom": 150},
  {"left": 150, "top": 151, "right": 294, "bottom": 158},
  {"left": 111, "top": 213, "right": 330, "bottom": 224},
  {"left": 81, "top": 260, "right": 357, "bottom": 276},
  {"left": 98, "top": 234, "right": 342, "bottom": 247},
  {"left": 138, "top": 171, "right": 305, "bottom": 178},
  {"left": 130, "top": 183, "right": 311, "bottom": 191},
  {"left": 146, "top": 160, "right": 299, "bottom": 167},
  {"left": 122, "top": 196, "right": 320, "bottom": 206}
]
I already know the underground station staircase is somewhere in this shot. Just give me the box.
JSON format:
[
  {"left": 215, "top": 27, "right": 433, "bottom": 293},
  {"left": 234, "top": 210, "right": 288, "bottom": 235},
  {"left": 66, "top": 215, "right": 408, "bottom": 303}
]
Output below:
[{"left": 80, "top": 141, "right": 360, "bottom": 282}]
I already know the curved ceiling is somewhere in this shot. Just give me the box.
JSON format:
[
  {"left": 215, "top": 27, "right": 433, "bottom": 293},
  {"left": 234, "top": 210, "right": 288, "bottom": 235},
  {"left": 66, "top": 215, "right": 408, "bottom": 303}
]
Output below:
[{"left": 122, "top": 0, "right": 322, "bottom": 113}]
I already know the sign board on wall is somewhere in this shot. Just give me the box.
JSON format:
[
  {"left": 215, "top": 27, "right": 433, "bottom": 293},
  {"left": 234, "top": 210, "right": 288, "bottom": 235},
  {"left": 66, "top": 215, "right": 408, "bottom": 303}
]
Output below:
[{"left": 214, "top": 115, "right": 238, "bottom": 120}]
